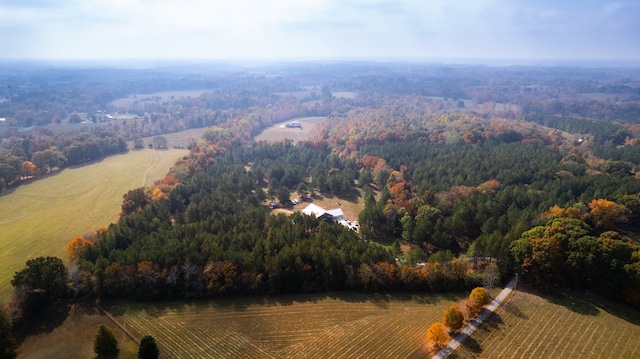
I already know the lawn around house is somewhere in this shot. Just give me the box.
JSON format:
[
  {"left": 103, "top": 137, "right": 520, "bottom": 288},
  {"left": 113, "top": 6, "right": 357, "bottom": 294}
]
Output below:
[
  {"left": 253, "top": 116, "right": 326, "bottom": 143},
  {"left": 0, "top": 149, "right": 187, "bottom": 302}
]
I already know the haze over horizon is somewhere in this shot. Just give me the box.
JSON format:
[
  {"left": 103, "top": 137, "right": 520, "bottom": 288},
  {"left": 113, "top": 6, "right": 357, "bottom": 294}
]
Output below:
[{"left": 0, "top": 0, "right": 639, "bottom": 65}]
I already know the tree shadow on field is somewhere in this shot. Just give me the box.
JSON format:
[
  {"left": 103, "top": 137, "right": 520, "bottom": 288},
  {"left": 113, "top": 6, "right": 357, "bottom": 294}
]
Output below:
[
  {"left": 587, "top": 295, "right": 640, "bottom": 326},
  {"left": 476, "top": 311, "right": 504, "bottom": 332},
  {"left": 502, "top": 302, "right": 528, "bottom": 319},
  {"left": 546, "top": 291, "right": 599, "bottom": 316},
  {"left": 13, "top": 301, "right": 71, "bottom": 343},
  {"left": 459, "top": 337, "right": 483, "bottom": 355}
]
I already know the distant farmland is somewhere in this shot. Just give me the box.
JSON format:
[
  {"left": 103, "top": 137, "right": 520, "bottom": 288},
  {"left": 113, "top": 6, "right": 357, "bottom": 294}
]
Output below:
[
  {"left": 254, "top": 116, "right": 326, "bottom": 143},
  {"left": 108, "top": 292, "right": 465, "bottom": 358},
  {"left": 450, "top": 289, "right": 640, "bottom": 359},
  {"left": 111, "top": 89, "right": 215, "bottom": 109},
  {"left": 0, "top": 149, "right": 187, "bottom": 302}
]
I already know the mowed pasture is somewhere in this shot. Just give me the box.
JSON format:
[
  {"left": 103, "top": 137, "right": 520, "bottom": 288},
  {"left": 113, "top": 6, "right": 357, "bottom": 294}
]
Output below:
[
  {"left": 254, "top": 117, "right": 326, "bottom": 143},
  {"left": 145, "top": 127, "right": 210, "bottom": 148},
  {"left": 450, "top": 289, "right": 640, "bottom": 359},
  {"left": 0, "top": 149, "right": 187, "bottom": 302},
  {"left": 16, "top": 303, "right": 139, "bottom": 359},
  {"left": 111, "top": 89, "right": 215, "bottom": 109},
  {"left": 107, "top": 291, "right": 466, "bottom": 358}
]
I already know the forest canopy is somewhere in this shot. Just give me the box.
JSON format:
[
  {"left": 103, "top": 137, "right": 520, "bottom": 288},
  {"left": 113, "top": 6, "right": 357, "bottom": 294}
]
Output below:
[{"left": 3, "top": 62, "right": 640, "bottom": 308}]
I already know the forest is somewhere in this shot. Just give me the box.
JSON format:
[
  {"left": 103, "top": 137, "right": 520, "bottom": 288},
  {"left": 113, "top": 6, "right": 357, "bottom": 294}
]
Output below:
[{"left": 3, "top": 62, "right": 640, "bottom": 326}]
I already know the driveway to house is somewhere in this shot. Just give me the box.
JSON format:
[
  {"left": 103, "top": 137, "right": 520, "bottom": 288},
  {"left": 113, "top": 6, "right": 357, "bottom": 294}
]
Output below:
[{"left": 434, "top": 277, "right": 517, "bottom": 359}]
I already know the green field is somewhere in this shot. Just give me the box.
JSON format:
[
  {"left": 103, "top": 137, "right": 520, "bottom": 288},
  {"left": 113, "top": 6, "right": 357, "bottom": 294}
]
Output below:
[
  {"left": 253, "top": 117, "right": 326, "bottom": 143},
  {"left": 450, "top": 289, "right": 640, "bottom": 358},
  {"left": 148, "top": 128, "right": 209, "bottom": 148},
  {"left": 0, "top": 149, "right": 188, "bottom": 302},
  {"left": 105, "top": 292, "right": 465, "bottom": 358}
]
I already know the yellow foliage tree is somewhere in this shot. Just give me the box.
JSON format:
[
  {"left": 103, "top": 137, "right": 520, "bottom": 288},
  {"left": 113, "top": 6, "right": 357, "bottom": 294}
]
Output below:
[
  {"left": 425, "top": 322, "right": 450, "bottom": 351},
  {"left": 467, "top": 287, "right": 490, "bottom": 318},
  {"left": 66, "top": 236, "right": 92, "bottom": 262},
  {"left": 588, "top": 199, "right": 630, "bottom": 230},
  {"left": 442, "top": 305, "right": 464, "bottom": 333}
]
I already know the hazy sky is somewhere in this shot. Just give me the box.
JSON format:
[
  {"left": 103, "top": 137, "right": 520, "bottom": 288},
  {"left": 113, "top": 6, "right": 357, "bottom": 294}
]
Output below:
[{"left": 0, "top": 0, "right": 638, "bottom": 62}]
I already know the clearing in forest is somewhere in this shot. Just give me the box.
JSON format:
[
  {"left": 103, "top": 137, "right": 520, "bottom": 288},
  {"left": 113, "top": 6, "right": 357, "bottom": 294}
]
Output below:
[{"left": 254, "top": 117, "right": 326, "bottom": 143}]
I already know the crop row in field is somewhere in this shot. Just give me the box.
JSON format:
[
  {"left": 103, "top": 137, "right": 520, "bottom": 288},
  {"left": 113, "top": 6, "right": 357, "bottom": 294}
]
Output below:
[
  {"left": 450, "top": 289, "right": 640, "bottom": 359},
  {"left": 0, "top": 149, "right": 187, "bottom": 302},
  {"left": 109, "top": 292, "right": 466, "bottom": 358}
]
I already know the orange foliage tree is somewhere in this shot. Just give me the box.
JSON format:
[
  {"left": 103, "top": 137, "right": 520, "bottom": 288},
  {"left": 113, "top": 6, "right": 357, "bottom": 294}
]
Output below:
[
  {"left": 425, "top": 322, "right": 450, "bottom": 351},
  {"left": 66, "top": 236, "right": 92, "bottom": 262}
]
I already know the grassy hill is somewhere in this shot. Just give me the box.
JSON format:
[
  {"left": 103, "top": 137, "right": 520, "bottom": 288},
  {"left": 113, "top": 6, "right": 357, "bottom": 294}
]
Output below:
[{"left": 0, "top": 149, "right": 187, "bottom": 302}]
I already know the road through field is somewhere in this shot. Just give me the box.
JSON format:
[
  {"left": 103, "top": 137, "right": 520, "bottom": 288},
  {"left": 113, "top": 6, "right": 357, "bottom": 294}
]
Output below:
[{"left": 435, "top": 277, "right": 516, "bottom": 359}]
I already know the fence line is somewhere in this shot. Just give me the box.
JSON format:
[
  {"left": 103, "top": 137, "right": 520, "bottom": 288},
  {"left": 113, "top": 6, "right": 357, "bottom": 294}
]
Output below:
[
  {"left": 94, "top": 300, "right": 139, "bottom": 345},
  {"left": 94, "top": 300, "right": 172, "bottom": 359}
]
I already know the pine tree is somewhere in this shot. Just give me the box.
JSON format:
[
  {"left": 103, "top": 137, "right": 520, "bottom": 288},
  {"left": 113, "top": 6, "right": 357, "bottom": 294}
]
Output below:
[
  {"left": 94, "top": 325, "right": 118, "bottom": 357},
  {"left": 138, "top": 335, "right": 160, "bottom": 359}
]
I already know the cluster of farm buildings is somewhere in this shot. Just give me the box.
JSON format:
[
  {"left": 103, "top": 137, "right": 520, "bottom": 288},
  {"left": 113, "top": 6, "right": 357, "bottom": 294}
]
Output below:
[{"left": 302, "top": 203, "right": 359, "bottom": 231}]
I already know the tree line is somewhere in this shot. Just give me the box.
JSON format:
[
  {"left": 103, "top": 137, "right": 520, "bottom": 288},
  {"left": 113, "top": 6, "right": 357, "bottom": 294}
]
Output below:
[{"left": 0, "top": 127, "right": 127, "bottom": 190}]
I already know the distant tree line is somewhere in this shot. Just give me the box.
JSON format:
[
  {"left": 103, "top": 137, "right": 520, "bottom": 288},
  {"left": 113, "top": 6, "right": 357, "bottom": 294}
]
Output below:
[
  {"left": 0, "top": 127, "right": 127, "bottom": 190},
  {"left": 524, "top": 114, "right": 631, "bottom": 145}
]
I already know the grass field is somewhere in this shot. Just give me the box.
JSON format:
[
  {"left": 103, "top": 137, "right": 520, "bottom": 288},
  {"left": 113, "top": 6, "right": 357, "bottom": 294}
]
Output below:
[
  {"left": 0, "top": 148, "right": 187, "bottom": 302},
  {"left": 144, "top": 127, "right": 210, "bottom": 148},
  {"left": 254, "top": 117, "right": 326, "bottom": 143},
  {"left": 104, "top": 291, "right": 466, "bottom": 358},
  {"left": 111, "top": 89, "right": 214, "bottom": 108},
  {"left": 331, "top": 91, "right": 357, "bottom": 99},
  {"left": 450, "top": 288, "right": 640, "bottom": 359},
  {"left": 16, "top": 303, "right": 138, "bottom": 359},
  {"left": 273, "top": 190, "right": 364, "bottom": 225}
]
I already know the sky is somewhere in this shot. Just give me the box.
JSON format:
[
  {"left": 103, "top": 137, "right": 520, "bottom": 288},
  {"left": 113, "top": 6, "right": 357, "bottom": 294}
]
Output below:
[{"left": 0, "top": 0, "right": 639, "bottom": 63}]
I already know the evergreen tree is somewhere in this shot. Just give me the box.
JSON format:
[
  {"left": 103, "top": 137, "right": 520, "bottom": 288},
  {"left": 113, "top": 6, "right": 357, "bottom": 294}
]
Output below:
[
  {"left": 94, "top": 325, "right": 118, "bottom": 357},
  {"left": 138, "top": 335, "right": 160, "bottom": 359}
]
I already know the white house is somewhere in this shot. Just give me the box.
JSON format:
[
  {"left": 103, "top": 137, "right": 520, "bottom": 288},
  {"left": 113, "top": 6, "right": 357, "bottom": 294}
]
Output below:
[
  {"left": 302, "top": 203, "right": 344, "bottom": 221},
  {"left": 301, "top": 203, "right": 357, "bottom": 231}
]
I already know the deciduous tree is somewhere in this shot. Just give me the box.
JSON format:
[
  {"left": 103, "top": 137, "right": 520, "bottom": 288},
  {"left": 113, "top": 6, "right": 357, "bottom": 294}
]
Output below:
[
  {"left": 425, "top": 322, "right": 450, "bottom": 351},
  {"left": 588, "top": 199, "right": 630, "bottom": 230},
  {"left": 442, "top": 306, "right": 464, "bottom": 333},
  {"left": 11, "top": 257, "right": 68, "bottom": 310},
  {"left": 152, "top": 136, "right": 168, "bottom": 149},
  {"left": 66, "top": 236, "right": 92, "bottom": 262},
  {"left": 467, "top": 287, "right": 490, "bottom": 318}
]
